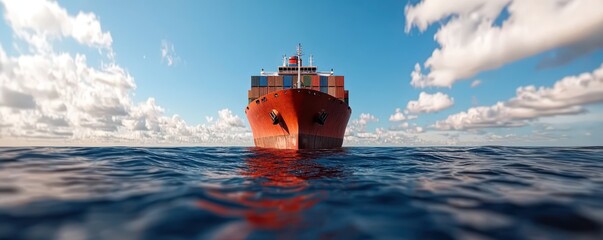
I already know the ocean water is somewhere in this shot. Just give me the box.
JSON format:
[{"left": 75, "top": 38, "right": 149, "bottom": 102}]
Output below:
[{"left": 0, "top": 147, "right": 602, "bottom": 240}]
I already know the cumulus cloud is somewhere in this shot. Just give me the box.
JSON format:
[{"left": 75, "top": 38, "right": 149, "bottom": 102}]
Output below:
[
  {"left": 2, "top": 0, "right": 112, "bottom": 52},
  {"left": 406, "top": 0, "right": 603, "bottom": 88},
  {"left": 537, "top": 31, "right": 603, "bottom": 69},
  {"left": 344, "top": 113, "right": 433, "bottom": 146},
  {"left": 345, "top": 113, "right": 378, "bottom": 136},
  {"left": 389, "top": 109, "right": 405, "bottom": 122},
  {"left": 0, "top": 0, "right": 251, "bottom": 145},
  {"left": 0, "top": 86, "right": 36, "bottom": 109},
  {"left": 406, "top": 92, "right": 454, "bottom": 114},
  {"left": 161, "top": 40, "right": 178, "bottom": 66},
  {"left": 435, "top": 63, "right": 603, "bottom": 130}
]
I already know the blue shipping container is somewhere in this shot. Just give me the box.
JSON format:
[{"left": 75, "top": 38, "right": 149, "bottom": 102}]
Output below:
[
  {"left": 259, "top": 76, "right": 268, "bottom": 87},
  {"left": 283, "top": 76, "right": 293, "bottom": 87},
  {"left": 251, "top": 76, "right": 260, "bottom": 87},
  {"left": 320, "top": 76, "right": 328, "bottom": 86},
  {"left": 320, "top": 86, "right": 328, "bottom": 93}
]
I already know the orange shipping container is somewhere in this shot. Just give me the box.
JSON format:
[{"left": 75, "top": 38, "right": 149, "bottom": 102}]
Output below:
[
  {"left": 311, "top": 75, "right": 320, "bottom": 86},
  {"left": 335, "top": 76, "right": 344, "bottom": 87},
  {"left": 268, "top": 76, "right": 276, "bottom": 86},
  {"left": 251, "top": 87, "right": 260, "bottom": 97},
  {"left": 328, "top": 86, "right": 337, "bottom": 96},
  {"left": 275, "top": 76, "right": 284, "bottom": 86},
  {"left": 260, "top": 87, "right": 268, "bottom": 96},
  {"left": 275, "top": 86, "right": 284, "bottom": 91},
  {"left": 311, "top": 86, "right": 320, "bottom": 91},
  {"left": 328, "top": 76, "right": 336, "bottom": 86},
  {"left": 336, "top": 87, "right": 345, "bottom": 98}
]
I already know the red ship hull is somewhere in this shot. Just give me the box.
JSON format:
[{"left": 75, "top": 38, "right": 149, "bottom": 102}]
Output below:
[{"left": 245, "top": 89, "right": 351, "bottom": 149}]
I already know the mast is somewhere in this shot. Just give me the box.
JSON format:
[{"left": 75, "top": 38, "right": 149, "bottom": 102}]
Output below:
[{"left": 296, "top": 43, "right": 302, "bottom": 88}]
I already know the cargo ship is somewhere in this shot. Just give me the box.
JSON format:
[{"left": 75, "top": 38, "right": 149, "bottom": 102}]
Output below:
[{"left": 245, "top": 44, "right": 351, "bottom": 149}]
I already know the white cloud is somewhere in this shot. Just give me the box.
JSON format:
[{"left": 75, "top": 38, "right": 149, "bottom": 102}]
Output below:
[
  {"left": 345, "top": 113, "right": 378, "bottom": 136},
  {"left": 1, "top": 0, "right": 112, "bottom": 52},
  {"left": 406, "top": 0, "right": 603, "bottom": 88},
  {"left": 406, "top": 92, "right": 454, "bottom": 114},
  {"left": 470, "top": 80, "right": 481, "bottom": 88},
  {"left": 0, "top": 0, "right": 251, "bottom": 145},
  {"left": 345, "top": 113, "right": 434, "bottom": 146},
  {"left": 389, "top": 109, "right": 405, "bottom": 121},
  {"left": 435, "top": 63, "right": 603, "bottom": 130},
  {"left": 161, "top": 40, "right": 178, "bottom": 66},
  {"left": 408, "top": 126, "right": 424, "bottom": 134}
]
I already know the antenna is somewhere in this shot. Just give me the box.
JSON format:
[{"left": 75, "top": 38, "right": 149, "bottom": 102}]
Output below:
[
  {"left": 309, "top": 54, "right": 314, "bottom": 66},
  {"left": 282, "top": 55, "right": 287, "bottom": 66},
  {"left": 297, "top": 43, "right": 303, "bottom": 88},
  {"left": 296, "top": 43, "right": 303, "bottom": 57}
]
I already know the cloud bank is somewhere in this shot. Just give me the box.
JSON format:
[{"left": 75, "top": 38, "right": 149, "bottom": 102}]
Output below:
[
  {"left": 0, "top": 0, "right": 250, "bottom": 145},
  {"left": 435, "top": 63, "right": 603, "bottom": 130},
  {"left": 406, "top": 0, "right": 603, "bottom": 88}
]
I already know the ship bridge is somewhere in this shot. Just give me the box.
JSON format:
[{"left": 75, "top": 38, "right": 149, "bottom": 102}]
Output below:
[{"left": 277, "top": 66, "right": 317, "bottom": 75}]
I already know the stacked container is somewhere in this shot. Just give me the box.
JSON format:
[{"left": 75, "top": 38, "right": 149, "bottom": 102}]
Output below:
[{"left": 248, "top": 75, "right": 348, "bottom": 104}]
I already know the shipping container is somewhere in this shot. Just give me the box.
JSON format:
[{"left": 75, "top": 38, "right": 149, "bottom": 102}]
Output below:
[
  {"left": 275, "top": 76, "right": 284, "bottom": 86},
  {"left": 284, "top": 76, "right": 293, "bottom": 88},
  {"left": 328, "top": 76, "right": 336, "bottom": 86},
  {"left": 275, "top": 86, "right": 284, "bottom": 91},
  {"left": 253, "top": 87, "right": 260, "bottom": 96},
  {"left": 344, "top": 98, "right": 349, "bottom": 104},
  {"left": 335, "top": 76, "right": 344, "bottom": 87},
  {"left": 336, "top": 87, "right": 345, "bottom": 98},
  {"left": 320, "top": 86, "right": 328, "bottom": 93},
  {"left": 344, "top": 90, "right": 349, "bottom": 99},
  {"left": 259, "top": 76, "right": 268, "bottom": 87},
  {"left": 311, "top": 75, "right": 320, "bottom": 87},
  {"left": 311, "top": 86, "right": 320, "bottom": 91},
  {"left": 260, "top": 87, "right": 268, "bottom": 96},
  {"left": 320, "top": 76, "right": 328, "bottom": 86},
  {"left": 303, "top": 75, "right": 312, "bottom": 87},
  {"left": 268, "top": 76, "right": 277, "bottom": 86},
  {"left": 251, "top": 76, "right": 260, "bottom": 87},
  {"left": 248, "top": 90, "right": 252, "bottom": 99},
  {"left": 328, "top": 86, "right": 337, "bottom": 96}
]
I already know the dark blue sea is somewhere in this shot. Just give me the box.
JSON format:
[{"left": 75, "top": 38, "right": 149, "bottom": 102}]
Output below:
[{"left": 0, "top": 147, "right": 602, "bottom": 240}]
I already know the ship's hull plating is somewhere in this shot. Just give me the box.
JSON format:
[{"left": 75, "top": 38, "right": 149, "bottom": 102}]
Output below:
[{"left": 245, "top": 89, "right": 351, "bottom": 149}]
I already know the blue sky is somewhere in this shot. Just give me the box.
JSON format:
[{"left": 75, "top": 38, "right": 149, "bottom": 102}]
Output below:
[{"left": 0, "top": 0, "right": 602, "bottom": 146}]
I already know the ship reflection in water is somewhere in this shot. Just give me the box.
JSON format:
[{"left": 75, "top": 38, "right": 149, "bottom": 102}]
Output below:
[{"left": 196, "top": 148, "right": 346, "bottom": 239}]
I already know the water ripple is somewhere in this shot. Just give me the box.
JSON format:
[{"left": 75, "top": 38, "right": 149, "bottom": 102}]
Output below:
[{"left": 0, "top": 146, "right": 602, "bottom": 239}]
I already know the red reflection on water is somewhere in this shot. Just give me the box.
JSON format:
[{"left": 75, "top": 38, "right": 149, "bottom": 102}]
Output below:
[{"left": 196, "top": 148, "right": 344, "bottom": 238}]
